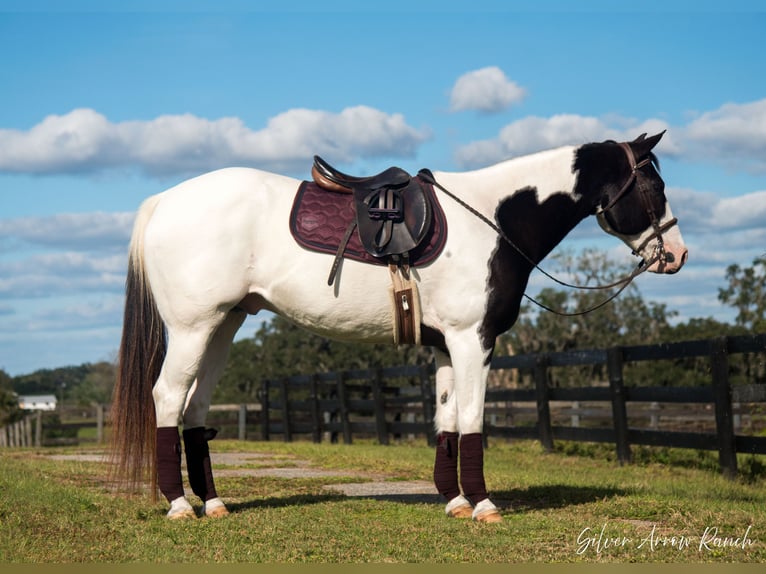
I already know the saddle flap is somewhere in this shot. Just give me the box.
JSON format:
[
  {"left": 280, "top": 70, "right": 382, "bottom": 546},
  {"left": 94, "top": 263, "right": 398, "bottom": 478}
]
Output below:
[{"left": 355, "top": 179, "right": 432, "bottom": 257}]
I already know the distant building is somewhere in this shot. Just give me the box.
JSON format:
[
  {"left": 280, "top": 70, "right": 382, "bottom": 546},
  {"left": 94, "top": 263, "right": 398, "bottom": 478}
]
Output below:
[{"left": 18, "top": 395, "right": 58, "bottom": 411}]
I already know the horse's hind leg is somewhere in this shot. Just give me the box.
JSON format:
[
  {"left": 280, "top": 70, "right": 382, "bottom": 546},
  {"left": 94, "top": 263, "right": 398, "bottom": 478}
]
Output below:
[
  {"left": 153, "top": 322, "right": 221, "bottom": 519},
  {"left": 182, "top": 309, "right": 246, "bottom": 518}
]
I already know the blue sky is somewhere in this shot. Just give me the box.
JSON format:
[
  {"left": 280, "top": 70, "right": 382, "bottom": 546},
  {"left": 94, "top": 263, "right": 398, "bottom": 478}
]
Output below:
[{"left": 1, "top": 1, "right": 765, "bottom": 375}]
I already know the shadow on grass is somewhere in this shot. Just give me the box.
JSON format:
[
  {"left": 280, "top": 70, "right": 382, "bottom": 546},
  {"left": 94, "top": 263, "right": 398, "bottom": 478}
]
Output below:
[
  {"left": 492, "top": 484, "right": 628, "bottom": 513},
  {"left": 227, "top": 484, "right": 626, "bottom": 514},
  {"left": 227, "top": 492, "right": 347, "bottom": 514}
]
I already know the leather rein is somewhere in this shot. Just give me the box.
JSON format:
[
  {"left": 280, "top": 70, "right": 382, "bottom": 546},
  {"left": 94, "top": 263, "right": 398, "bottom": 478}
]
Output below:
[{"left": 418, "top": 143, "right": 679, "bottom": 317}]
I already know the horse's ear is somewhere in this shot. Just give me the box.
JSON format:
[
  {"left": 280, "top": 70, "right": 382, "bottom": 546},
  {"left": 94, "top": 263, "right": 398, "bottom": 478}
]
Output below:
[{"left": 631, "top": 130, "right": 665, "bottom": 156}]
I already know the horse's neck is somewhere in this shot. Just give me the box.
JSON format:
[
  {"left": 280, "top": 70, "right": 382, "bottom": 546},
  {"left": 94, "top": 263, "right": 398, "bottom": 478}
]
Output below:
[
  {"left": 439, "top": 146, "right": 579, "bottom": 209},
  {"left": 453, "top": 146, "right": 589, "bottom": 263}
]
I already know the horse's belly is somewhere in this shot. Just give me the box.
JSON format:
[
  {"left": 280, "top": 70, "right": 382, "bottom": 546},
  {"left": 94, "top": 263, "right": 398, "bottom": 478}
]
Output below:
[{"left": 254, "top": 256, "right": 397, "bottom": 343}]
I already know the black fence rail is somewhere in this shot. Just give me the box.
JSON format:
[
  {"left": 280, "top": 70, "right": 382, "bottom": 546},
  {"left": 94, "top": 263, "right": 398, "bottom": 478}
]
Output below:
[
  {"left": 260, "top": 334, "right": 766, "bottom": 478},
  {"left": 260, "top": 364, "right": 435, "bottom": 446}
]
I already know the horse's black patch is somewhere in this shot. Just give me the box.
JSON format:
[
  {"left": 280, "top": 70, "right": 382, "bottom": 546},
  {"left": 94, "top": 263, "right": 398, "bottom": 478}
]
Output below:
[{"left": 479, "top": 186, "right": 592, "bottom": 353}]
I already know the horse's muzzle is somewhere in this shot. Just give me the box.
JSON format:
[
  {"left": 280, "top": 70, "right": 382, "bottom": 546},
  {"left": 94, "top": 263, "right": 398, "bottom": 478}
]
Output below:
[{"left": 647, "top": 243, "right": 688, "bottom": 274}]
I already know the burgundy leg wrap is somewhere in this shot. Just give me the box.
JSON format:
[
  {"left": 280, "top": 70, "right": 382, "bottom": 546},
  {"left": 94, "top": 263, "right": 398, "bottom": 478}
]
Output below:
[
  {"left": 182, "top": 427, "right": 219, "bottom": 502},
  {"left": 156, "top": 426, "right": 185, "bottom": 503},
  {"left": 459, "top": 433, "right": 489, "bottom": 505},
  {"left": 433, "top": 431, "right": 461, "bottom": 501}
]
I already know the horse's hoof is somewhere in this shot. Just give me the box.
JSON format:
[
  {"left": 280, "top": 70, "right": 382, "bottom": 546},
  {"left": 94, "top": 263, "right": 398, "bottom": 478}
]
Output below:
[
  {"left": 167, "top": 508, "right": 197, "bottom": 520},
  {"left": 474, "top": 508, "right": 503, "bottom": 523},
  {"left": 205, "top": 506, "right": 229, "bottom": 518},
  {"left": 203, "top": 498, "right": 229, "bottom": 518},
  {"left": 447, "top": 503, "right": 474, "bottom": 519}
]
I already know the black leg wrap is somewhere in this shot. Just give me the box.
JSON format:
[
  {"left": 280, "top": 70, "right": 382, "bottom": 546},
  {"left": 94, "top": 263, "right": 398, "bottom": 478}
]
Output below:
[
  {"left": 156, "top": 426, "right": 184, "bottom": 503},
  {"left": 459, "top": 433, "right": 489, "bottom": 506},
  {"left": 433, "top": 431, "right": 461, "bottom": 501},
  {"left": 183, "top": 427, "right": 219, "bottom": 502}
]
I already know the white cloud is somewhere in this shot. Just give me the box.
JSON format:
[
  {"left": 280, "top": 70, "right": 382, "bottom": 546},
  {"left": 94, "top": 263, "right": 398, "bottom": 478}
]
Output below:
[
  {"left": 711, "top": 190, "right": 766, "bottom": 230},
  {"left": 454, "top": 113, "right": 672, "bottom": 168},
  {"left": 0, "top": 212, "right": 132, "bottom": 300},
  {"left": 0, "top": 107, "right": 430, "bottom": 177},
  {"left": 680, "top": 99, "right": 766, "bottom": 173},
  {"left": 453, "top": 98, "right": 766, "bottom": 171},
  {"left": 449, "top": 66, "right": 526, "bottom": 113},
  {"left": 0, "top": 211, "right": 134, "bottom": 250},
  {"left": 0, "top": 251, "right": 126, "bottom": 299}
]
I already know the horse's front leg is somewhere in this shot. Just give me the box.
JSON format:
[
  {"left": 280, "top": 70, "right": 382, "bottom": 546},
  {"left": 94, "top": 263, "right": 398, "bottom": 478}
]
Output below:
[
  {"left": 447, "top": 330, "right": 503, "bottom": 523},
  {"left": 432, "top": 349, "right": 473, "bottom": 519}
]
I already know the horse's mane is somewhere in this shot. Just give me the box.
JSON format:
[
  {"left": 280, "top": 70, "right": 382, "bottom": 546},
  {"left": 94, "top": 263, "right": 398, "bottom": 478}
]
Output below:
[{"left": 574, "top": 140, "right": 661, "bottom": 174}]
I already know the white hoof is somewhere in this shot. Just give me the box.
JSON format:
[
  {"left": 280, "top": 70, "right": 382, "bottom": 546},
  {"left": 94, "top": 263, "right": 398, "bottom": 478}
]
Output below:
[
  {"left": 167, "top": 496, "right": 196, "bottom": 520},
  {"left": 472, "top": 498, "right": 502, "bottom": 523},
  {"left": 202, "top": 497, "right": 229, "bottom": 518},
  {"left": 445, "top": 495, "right": 473, "bottom": 519}
]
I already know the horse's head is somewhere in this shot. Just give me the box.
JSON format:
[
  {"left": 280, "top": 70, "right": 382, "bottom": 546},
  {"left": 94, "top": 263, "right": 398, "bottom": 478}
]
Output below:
[{"left": 577, "top": 132, "right": 687, "bottom": 274}]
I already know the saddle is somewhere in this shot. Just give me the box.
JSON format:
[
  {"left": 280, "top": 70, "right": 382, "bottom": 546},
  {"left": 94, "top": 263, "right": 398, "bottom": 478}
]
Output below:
[
  {"left": 290, "top": 157, "right": 448, "bottom": 345},
  {"left": 311, "top": 156, "right": 433, "bottom": 277}
]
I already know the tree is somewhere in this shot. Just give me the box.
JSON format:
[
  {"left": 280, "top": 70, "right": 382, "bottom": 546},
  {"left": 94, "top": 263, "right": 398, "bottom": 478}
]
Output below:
[
  {"left": 70, "top": 361, "right": 116, "bottom": 406},
  {"left": 718, "top": 255, "right": 766, "bottom": 384},
  {"left": 496, "top": 249, "right": 676, "bottom": 387},
  {"left": 215, "top": 315, "right": 433, "bottom": 403},
  {"left": 718, "top": 255, "right": 766, "bottom": 333},
  {"left": 0, "top": 368, "right": 22, "bottom": 425}
]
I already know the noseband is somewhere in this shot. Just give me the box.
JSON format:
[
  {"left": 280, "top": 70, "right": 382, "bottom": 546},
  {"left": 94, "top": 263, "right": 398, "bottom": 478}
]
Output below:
[{"left": 598, "top": 142, "right": 679, "bottom": 267}]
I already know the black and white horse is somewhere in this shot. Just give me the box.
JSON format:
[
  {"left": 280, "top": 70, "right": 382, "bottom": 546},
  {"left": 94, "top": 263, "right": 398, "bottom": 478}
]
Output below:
[{"left": 111, "top": 132, "right": 686, "bottom": 522}]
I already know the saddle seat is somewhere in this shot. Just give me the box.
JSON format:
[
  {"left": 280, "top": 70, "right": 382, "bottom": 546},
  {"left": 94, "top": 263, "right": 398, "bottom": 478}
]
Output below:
[
  {"left": 311, "top": 156, "right": 433, "bottom": 275},
  {"left": 312, "top": 155, "right": 410, "bottom": 193}
]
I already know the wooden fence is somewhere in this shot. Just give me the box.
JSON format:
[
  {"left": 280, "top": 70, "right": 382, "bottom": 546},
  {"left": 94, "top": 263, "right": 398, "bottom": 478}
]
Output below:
[
  {"left": 3, "top": 334, "right": 765, "bottom": 478},
  {"left": 259, "top": 334, "right": 766, "bottom": 478},
  {"left": 0, "top": 411, "right": 41, "bottom": 447}
]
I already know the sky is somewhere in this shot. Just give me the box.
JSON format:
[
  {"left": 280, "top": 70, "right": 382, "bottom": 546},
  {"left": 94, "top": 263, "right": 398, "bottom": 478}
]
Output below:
[{"left": 1, "top": 1, "right": 765, "bottom": 375}]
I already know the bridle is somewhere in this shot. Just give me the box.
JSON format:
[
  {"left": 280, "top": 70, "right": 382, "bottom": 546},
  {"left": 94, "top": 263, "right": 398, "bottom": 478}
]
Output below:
[
  {"left": 419, "top": 142, "right": 679, "bottom": 317},
  {"left": 597, "top": 142, "right": 679, "bottom": 268}
]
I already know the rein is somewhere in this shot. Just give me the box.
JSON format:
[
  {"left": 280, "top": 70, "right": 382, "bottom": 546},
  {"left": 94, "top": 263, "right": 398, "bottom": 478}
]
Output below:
[{"left": 417, "top": 144, "right": 673, "bottom": 317}]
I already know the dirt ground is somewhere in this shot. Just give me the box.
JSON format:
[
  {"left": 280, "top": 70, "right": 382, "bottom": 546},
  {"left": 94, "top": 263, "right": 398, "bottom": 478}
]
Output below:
[{"left": 46, "top": 450, "right": 442, "bottom": 504}]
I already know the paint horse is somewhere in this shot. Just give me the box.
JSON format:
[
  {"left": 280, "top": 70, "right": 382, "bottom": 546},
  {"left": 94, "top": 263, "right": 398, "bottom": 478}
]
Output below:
[{"left": 111, "top": 132, "right": 687, "bottom": 522}]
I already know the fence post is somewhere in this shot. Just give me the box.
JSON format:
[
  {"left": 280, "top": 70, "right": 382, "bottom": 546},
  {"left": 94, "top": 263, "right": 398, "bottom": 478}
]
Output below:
[
  {"left": 336, "top": 372, "right": 352, "bottom": 444},
  {"left": 238, "top": 404, "right": 247, "bottom": 441},
  {"left": 371, "top": 369, "right": 389, "bottom": 445},
  {"left": 570, "top": 401, "right": 581, "bottom": 428},
  {"left": 419, "top": 365, "right": 435, "bottom": 446},
  {"left": 710, "top": 336, "right": 737, "bottom": 479},
  {"left": 649, "top": 401, "right": 660, "bottom": 430},
  {"left": 261, "top": 379, "right": 270, "bottom": 441},
  {"left": 24, "top": 417, "right": 30, "bottom": 446},
  {"left": 24, "top": 417, "right": 32, "bottom": 446},
  {"left": 309, "top": 375, "right": 322, "bottom": 443},
  {"left": 534, "top": 355, "right": 553, "bottom": 452},
  {"left": 279, "top": 377, "right": 292, "bottom": 442},
  {"left": 96, "top": 404, "right": 104, "bottom": 444},
  {"left": 608, "top": 346, "right": 631, "bottom": 465}
]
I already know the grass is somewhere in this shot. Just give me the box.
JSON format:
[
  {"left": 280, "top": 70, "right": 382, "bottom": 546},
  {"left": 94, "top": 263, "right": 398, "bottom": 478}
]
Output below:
[{"left": 0, "top": 439, "right": 764, "bottom": 563}]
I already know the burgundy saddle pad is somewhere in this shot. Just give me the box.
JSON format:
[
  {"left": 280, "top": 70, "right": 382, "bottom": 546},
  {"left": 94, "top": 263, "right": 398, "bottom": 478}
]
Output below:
[{"left": 289, "top": 176, "right": 448, "bottom": 267}]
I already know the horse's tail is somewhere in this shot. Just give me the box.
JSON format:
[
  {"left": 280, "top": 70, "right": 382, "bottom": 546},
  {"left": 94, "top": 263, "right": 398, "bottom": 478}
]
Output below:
[{"left": 109, "top": 194, "right": 165, "bottom": 498}]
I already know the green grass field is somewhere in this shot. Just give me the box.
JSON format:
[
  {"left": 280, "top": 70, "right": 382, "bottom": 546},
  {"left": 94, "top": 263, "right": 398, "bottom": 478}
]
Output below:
[{"left": 0, "top": 439, "right": 764, "bottom": 563}]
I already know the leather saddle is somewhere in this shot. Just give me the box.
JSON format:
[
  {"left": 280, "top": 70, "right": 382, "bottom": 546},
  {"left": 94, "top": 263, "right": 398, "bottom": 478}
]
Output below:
[{"left": 311, "top": 156, "right": 433, "bottom": 284}]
